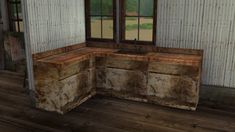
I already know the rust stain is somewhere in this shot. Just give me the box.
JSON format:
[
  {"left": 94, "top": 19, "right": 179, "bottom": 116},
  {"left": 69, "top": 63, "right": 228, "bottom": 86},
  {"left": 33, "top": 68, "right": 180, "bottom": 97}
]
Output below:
[{"left": 34, "top": 46, "right": 202, "bottom": 113}]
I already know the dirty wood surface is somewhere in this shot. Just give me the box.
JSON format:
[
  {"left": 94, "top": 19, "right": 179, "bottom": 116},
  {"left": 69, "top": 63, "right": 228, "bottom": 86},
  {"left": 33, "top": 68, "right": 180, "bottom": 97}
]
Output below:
[
  {"left": 34, "top": 57, "right": 96, "bottom": 114},
  {"left": 34, "top": 46, "right": 203, "bottom": 113},
  {"left": 0, "top": 71, "right": 234, "bottom": 132},
  {"left": 36, "top": 47, "right": 202, "bottom": 66},
  {"left": 96, "top": 55, "right": 201, "bottom": 110}
]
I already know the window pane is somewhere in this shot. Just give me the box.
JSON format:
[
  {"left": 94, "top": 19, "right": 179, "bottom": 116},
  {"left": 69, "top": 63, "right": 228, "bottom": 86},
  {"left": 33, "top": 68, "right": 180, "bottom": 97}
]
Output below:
[
  {"left": 140, "top": 0, "right": 153, "bottom": 16},
  {"left": 125, "top": 0, "right": 138, "bottom": 16},
  {"left": 10, "top": 4, "right": 17, "bottom": 19},
  {"left": 19, "top": 21, "right": 24, "bottom": 32},
  {"left": 91, "top": 17, "right": 101, "bottom": 38},
  {"left": 11, "top": 21, "right": 16, "bottom": 31},
  {"left": 102, "top": 0, "right": 113, "bottom": 15},
  {"left": 90, "top": 0, "right": 101, "bottom": 15},
  {"left": 139, "top": 17, "right": 153, "bottom": 41},
  {"left": 102, "top": 17, "right": 113, "bottom": 39},
  {"left": 17, "top": 4, "right": 23, "bottom": 19},
  {"left": 125, "top": 17, "right": 138, "bottom": 40},
  {"left": 14, "top": 21, "right": 19, "bottom": 32}
]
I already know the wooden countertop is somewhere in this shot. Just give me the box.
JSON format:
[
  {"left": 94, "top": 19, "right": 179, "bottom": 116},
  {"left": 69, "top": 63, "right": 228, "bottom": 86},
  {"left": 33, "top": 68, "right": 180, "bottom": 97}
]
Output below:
[{"left": 36, "top": 47, "right": 202, "bottom": 67}]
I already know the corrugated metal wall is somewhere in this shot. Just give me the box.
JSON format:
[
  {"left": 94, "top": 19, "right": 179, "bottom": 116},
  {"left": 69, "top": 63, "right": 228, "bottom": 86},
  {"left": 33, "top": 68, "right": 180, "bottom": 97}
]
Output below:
[
  {"left": 157, "top": 0, "right": 235, "bottom": 88},
  {"left": 25, "top": 0, "right": 235, "bottom": 88},
  {"left": 26, "top": 0, "right": 85, "bottom": 54}
]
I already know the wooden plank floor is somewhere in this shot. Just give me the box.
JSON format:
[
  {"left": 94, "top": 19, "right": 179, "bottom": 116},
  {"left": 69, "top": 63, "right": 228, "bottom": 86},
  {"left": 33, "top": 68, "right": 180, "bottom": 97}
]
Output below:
[{"left": 0, "top": 71, "right": 234, "bottom": 132}]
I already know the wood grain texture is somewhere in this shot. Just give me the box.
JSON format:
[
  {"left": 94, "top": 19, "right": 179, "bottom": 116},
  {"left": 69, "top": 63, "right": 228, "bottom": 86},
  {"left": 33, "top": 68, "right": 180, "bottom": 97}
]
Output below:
[
  {"left": 0, "top": 72, "right": 234, "bottom": 132},
  {"left": 32, "top": 43, "right": 87, "bottom": 60},
  {"left": 34, "top": 46, "right": 202, "bottom": 113},
  {"left": 34, "top": 56, "right": 96, "bottom": 114}
]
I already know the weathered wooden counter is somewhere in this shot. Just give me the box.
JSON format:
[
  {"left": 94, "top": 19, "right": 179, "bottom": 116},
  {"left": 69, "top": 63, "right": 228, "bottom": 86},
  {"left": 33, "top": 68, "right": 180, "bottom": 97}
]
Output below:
[{"left": 34, "top": 46, "right": 203, "bottom": 114}]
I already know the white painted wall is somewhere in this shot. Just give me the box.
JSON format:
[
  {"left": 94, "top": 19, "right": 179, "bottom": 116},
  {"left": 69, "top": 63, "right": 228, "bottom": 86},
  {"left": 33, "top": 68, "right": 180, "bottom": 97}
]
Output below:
[
  {"left": 25, "top": 0, "right": 86, "bottom": 54},
  {"left": 156, "top": 0, "right": 235, "bottom": 88},
  {"left": 22, "top": 0, "right": 86, "bottom": 92}
]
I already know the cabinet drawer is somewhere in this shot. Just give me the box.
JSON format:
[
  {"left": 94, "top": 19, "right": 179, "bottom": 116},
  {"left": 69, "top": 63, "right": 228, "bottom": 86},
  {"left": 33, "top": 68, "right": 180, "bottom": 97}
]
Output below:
[
  {"left": 105, "top": 68, "right": 147, "bottom": 96},
  {"left": 106, "top": 57, "right": 148, "bottom": 71},
  {"left": 148, "top": 62, "right": 199, "bottom": 77},
  {"left": 59, "top": 59, "right": 91, "bottom": 80},
  {"left": 147, "top": 73, "right": 198, "bottom": 103}
]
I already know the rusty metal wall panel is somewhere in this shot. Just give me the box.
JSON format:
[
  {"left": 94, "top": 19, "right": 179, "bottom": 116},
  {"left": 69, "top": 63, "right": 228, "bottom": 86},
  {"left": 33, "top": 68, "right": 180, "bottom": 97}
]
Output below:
[
  {"left": 157, "top": 0, "right": 235, "bottom": 88},
  {"left": 26, "top": 0, "right": 86, "bottom": 54}
]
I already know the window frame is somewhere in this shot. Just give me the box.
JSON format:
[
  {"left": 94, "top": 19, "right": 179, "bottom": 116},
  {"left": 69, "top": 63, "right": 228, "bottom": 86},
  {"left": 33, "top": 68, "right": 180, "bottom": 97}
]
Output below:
[
  {"left": 120, "top": 0, "right": 157, "bottom": 45},
  {"left": 85, "top": 0, "right": 117, "bottom": 42},
  {"left": 7, "top": 0, "right": 23, "bottom": 32}
]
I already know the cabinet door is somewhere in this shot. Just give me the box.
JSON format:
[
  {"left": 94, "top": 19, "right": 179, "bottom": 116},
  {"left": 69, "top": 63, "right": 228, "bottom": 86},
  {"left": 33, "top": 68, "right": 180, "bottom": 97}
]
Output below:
[
  {"left": 105, "top": 68, "right": 147, "bottom": 97},
  {"left": 147, "top": 73, "right": 198, "bottom": 109},
  {"left": 59, "top": 59, "right": 91, "bottom": 80},
  {"left": 106, "top": 56, "right": 148, "bottom": 71},
  {"left": 96, "top": 57, "right": 107, "bottom": 88},
  {"left": 148, "top": 61, "right": 200, "bottom": 79},
  {"left": 36, "top": 69, "right": 95, "bottom": 113}
]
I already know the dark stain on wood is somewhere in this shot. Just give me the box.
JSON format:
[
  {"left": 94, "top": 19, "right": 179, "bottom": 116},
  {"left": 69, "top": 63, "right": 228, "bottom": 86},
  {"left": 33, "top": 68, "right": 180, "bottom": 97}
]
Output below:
[
  {"left": 64, "top": 93, "right": 69, "bottom": 100},
  {"left": 147, "top": 96, "right": 196, "bottom": 108},
  {"left": 95, "top": 57, "right": 106, "bottom": 67},
  {"left": 170, "top": 77, "right": 196, "bottom": 103},
  {"left": 33, "top": 46, "right": 202, "bottom": 113},
  {"left": 33, "top": 42, "right": 86, "bottom": 60},
  {"left": 61, "top": 91, "right": 95, "bottom": 113},
  {"left": 77, "top": 72, "right": 89, "bottom": 96},
  {"left": 51, "top": 100, "right": 59, "bottom": 110},
  {"left": 106, "top": 57, "right": 148, "bottom": 72},
  {"left": 126, "top": 72, "right": 146, "bottom": 96},
  {"left": 59, "top": 59, "right": 90, "bottom": 80},
  {"left": 107, "top": 79, "right": 114, "bottom": 87},
  {"left": 79, "top": 60, "right": 90, "bottom": 70},
  {"left": 97, "top": 69, "right": 106, "bottom": 84},
  {"left": 148, "top": 62, "right": 199, "bottom": 78}
]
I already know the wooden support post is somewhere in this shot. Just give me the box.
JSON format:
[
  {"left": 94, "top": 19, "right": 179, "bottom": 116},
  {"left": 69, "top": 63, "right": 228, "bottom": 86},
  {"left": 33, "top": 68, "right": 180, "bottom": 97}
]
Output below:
[
  {"left": 1, "top": 0, "right": 9, "bottom": 31},
  {"left": 0, "top": 20, "right": 3, "bottom": 70},
  {"left": 0, "top": 23, "right": 4, "bottom": 70},
  {"left": 21, "top": 0, "right": 36, "bottom": 105},
  {"left": 0, "top": 0, "right": 10, "bottom": 70}
]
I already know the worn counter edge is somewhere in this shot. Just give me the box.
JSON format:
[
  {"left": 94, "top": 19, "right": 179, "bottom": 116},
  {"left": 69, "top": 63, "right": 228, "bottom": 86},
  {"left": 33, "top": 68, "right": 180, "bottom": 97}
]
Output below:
[
  {"left": 86, "top": 41, "right": 204, "bottom": 56},
  {"left": 33, "top": 42, "right": 203, "bottom": 60},
  {"left": 33, "top": 43, "right": 87, "bottom": 60},
  {"left": 32, "top": 42, "right": 203, "bottom": 114},
  {"left": 33, "top": 47, "right": 203, "bottom": 68}
]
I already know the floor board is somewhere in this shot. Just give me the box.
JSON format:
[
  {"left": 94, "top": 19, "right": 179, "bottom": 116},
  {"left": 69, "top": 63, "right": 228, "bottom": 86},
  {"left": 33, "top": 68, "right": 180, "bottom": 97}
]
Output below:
[{"left": 0, "top": 71, "right": 234, "bottom": 132}]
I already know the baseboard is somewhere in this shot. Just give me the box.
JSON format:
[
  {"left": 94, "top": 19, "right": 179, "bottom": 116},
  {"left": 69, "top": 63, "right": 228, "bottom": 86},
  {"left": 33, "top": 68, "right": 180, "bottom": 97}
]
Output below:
[{"left": 199, "top": 85, "right": 235, "bottom": 107}]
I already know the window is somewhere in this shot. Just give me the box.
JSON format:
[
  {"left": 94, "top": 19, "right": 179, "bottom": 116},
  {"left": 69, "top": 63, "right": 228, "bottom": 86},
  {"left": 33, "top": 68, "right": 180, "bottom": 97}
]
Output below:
[
  {"left": 121, "top": 0, "right": 156, "bottom": 44},
  {"left": 85, "top": 0, "right": 156, "bottom": 44},
  {"left": 7, "top": 0, "right": 23, "bottom": 32},
  {"left": 85, "top": 0, "right": 116, "bottom": 41}
]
